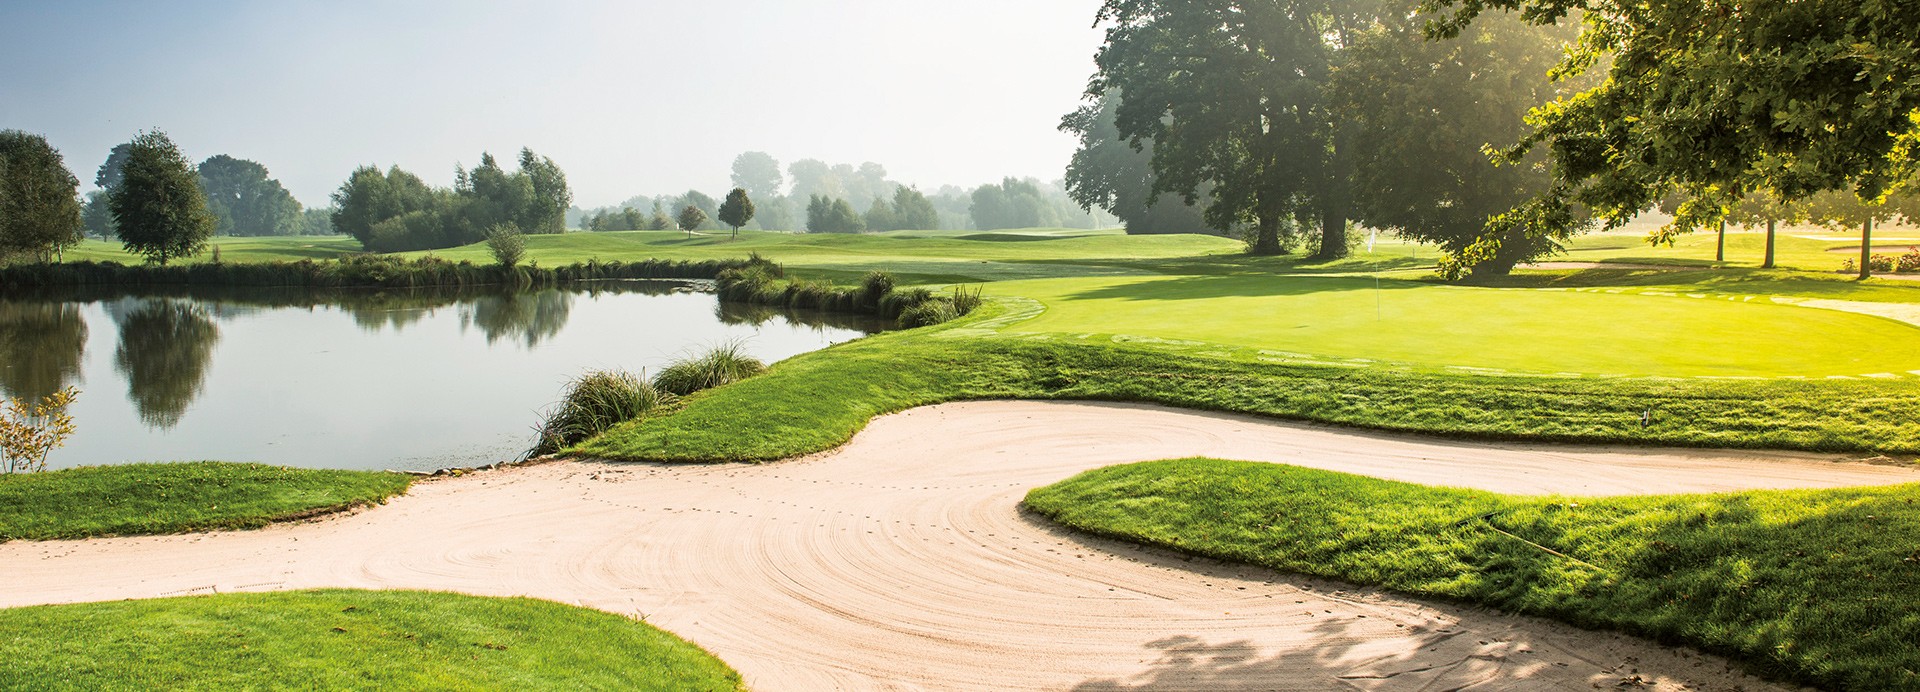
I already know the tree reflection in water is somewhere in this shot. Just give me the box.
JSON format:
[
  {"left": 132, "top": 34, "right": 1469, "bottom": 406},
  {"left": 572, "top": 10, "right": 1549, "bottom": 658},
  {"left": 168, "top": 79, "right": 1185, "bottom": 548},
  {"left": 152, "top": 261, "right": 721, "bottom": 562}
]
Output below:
[
  {"left": 111, "top": 299, "right": 220, "bottom": 429},
  {"left": 0, "top": 300, "right": 89, "bottom": 402},
  {"left": 460, "top": 289, "right": 574, "bottom": 348}
]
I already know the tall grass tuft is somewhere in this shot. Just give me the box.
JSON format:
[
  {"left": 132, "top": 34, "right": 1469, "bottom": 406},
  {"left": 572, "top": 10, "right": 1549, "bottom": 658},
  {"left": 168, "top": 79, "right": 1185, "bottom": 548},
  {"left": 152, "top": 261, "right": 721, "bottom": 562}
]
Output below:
[
  {"left": 897, "top": 299, "right": 959, "bottom": 328},
  {"left": 950, "top": 285, "right": 983, "bottom": 315},
  {"left": 533, "top": 370, "right": 674, "bottom": 456},
  {"left": 861, "top": 270, "right": 896, "bottom": 308},
  {"left": 652, "top": 342, "right": 768, "bottom": 396}
]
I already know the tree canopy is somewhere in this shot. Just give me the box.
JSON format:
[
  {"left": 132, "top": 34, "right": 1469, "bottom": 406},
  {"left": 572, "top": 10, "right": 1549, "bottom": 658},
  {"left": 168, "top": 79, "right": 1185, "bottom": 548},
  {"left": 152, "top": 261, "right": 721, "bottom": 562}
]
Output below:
[
  {"left": 196, "top": 154, "right": 302, "bottom": 237},
  {"left": 1329, "top": 8, "right": 1584, "bottom": 275},
  {"left": 1085, "top": 0, "right": 1371, "bottom": 256},
  {"left": 1422, "top": 0, "right": 1920, "bottom": 266},
  {"left": 329, "top": 148, "right": 571, "bottom": 252},
  {"left": 676, "top": 205, "right": 709, "bottom": 235},
  {"left": 805, "top": 195, "right": 865, "bottom": 233},
  {"left": 1061, "top": 90, "right": 1211, "bottom": 235},
  {"left": 717, "top": 188, "right": 755, "bottom": 236},
  {"left": 0, "top": 130, "right": 85, "bottom": 262},
  {"left": 730, "top": 152, "right": 784, "bottom": 201},
  {"left": 109, "top": 130, "right": 216, "bottom": 265}
]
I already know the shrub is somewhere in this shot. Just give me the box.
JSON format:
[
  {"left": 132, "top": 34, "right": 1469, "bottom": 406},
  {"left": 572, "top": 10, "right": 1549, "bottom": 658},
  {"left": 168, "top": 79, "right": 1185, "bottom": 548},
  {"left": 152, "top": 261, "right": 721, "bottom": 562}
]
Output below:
[
  {"left": 652, "top": 342, "right": 768, "bottom": 396},
  {"left": 1, "top": 387, "right": 78, "bottom": 474},
  {"left": 486, "top": 224, "right": 526, "bottom": 267},
  {"left": 1869, "top": 254, "right": 1896, "bottom": 273},
  {"left": 862, "top": 270, "right": 897, "bottom": 307},
  {"left": 898, "top": 299, "right": 959, "bottom": 328},
  {"left": 950, "top": 285, "right": 983, "bottom": 316},
  {"left": 1899, "top": 247, "right": 1920, "bottom": 273},
  {"left": 877, "top": 287, "right": 935, "bottom": 320},
  {"left": 533, "top": 371, "right": 672, "bottom": 456}
]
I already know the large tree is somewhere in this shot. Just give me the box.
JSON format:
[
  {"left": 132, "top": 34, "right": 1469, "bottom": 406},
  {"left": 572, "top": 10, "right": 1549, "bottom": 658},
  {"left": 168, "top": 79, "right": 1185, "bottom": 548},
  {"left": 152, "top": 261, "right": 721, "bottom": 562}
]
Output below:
[
  {"left": 731, "top": 151, "right": 785, "bottom": 201},
  {"left": 109, "top": 131, "right": 215, "bottom": 265},
  {"left": 518, "top": 148, "right": 571, "bottom": 234},
  {"left": 1329, "top": 9, "right": 1583, "bottom": 275},
  {"left": 891, "top": 186, "right": 941, "bottom": 231},
  {"left": 1422, "top": 0, "right": 1920, "bottom": 268},
  {"left": 196, "top": 154, "right": 302, "bottom": 236},
  {"left": 1086, "top": 0, "right": 1370, "bottom": 257},
  {"left": 329, "top": 165, "right": 437, "bottom": 247},
  {"left": 1061, "top": 90, "right": 1211, "bottom": 235},
  {"left": 0, "top": 130, "right": 85, "bottom": 262},
  {"left": 717, "top": 188, "right": 755, "bottom": 238}
]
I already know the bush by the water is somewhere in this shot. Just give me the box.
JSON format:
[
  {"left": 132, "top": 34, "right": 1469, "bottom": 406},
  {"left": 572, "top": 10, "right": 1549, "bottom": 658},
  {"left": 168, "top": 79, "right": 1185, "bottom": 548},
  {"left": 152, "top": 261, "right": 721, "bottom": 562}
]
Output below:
[
  {"left": 712, "top": 260, "right": 982, "bottom": 328},
  {"left": 652, "top": 342, "right": 768, "bottom": 396},
  {"left": 534, "top": 371, "right": 674, "bottom": 456}
]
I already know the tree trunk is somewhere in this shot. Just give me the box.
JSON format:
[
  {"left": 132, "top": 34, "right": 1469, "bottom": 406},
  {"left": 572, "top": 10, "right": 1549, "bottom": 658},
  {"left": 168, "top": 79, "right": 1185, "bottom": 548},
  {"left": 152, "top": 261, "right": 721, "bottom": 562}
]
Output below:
[
  {"left": 1860, "top": 217, "right": 1874, "bottom": 280},
  {"left": 1316, "top": 208, "right": 1348, "bottom": 260},
  {"left": 1715, "top": 221, "right": 1725, "bottom": 263},
  {"left": 1250, "top": 212, "right": 1283, "bottom": 255},
  {"left": 1763, "top": 219, "right": 1776, "bottom": 269},
  {"left": 1314, "top": 128, "right": 1355, "bottom": 261}
]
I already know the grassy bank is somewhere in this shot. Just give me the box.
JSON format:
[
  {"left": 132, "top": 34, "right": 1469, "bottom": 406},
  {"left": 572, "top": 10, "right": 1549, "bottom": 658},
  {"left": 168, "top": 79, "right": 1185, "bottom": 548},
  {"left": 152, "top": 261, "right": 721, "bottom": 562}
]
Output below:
[
  {"left": 573, "top": 305, "right": 1920, "bottom": 462},
  {"left": 0, "top": 463, "right": 413, "bottom": 542},
  {"left": 1024, "top": 458, "right": 1920, "bottom": 691},
  {"left": 0, "top": 590, "right": 742, "bottom": 691}
]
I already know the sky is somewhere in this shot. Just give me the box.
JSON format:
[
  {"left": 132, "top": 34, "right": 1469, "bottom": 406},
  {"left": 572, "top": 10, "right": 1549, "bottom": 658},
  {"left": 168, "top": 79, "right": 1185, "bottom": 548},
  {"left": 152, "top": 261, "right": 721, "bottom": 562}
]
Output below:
[{"left": 0, "top": 0, "right": 1108, "bottom": 208}]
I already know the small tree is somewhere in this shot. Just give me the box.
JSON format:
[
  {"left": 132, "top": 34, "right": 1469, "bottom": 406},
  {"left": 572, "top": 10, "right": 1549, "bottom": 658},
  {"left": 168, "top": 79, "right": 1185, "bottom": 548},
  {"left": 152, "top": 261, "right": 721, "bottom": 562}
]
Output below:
[
  {"left": 486, "top": 224, "right": 526, "bottom": 267},
  {"left": 677, "top": 205, "right": 709, "bottom": 237},
  {"left": 717, "top": 187, "right": 755, "bottom": 238},
  {"left": 1, "top": 387, "right": 78, "bottom": 474},
  {"left": 110, "top": 130, "right": 215, "bottom": 265}
]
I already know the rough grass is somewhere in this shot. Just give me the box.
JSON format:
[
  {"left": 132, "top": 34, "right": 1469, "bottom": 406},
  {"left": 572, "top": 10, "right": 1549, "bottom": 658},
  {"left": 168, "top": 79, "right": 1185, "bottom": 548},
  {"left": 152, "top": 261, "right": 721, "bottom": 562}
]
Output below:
[
  {"left": 0, "top": 462, "right": 414, "bottom": 542},
  {"left": 0, "top": 590, "right": 743, "bottom": 691},
  {"left": 571, "top": 306, "right": 1920, "bottom": 462},
  {"left": 651, "top": 342, "right": 768, "bottom": 396},
  {"left": 533, "top": 370, "right": 675, "bottom": 456},
  {"left": 1024, "top": 458, "right": 1920, "bottom": 691}
]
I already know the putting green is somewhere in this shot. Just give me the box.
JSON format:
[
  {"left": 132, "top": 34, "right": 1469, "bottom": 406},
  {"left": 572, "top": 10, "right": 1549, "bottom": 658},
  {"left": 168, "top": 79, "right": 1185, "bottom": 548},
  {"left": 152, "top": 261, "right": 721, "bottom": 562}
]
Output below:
[{"left": 991, "top": 275, "right": 1920, "bottom": 378}]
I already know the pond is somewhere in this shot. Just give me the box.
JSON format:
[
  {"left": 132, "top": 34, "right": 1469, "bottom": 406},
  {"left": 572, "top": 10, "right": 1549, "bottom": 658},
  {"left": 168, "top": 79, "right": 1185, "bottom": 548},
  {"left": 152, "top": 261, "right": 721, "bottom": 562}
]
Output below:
[{"left": 0, "top": 282, "right": 886, "bottom": 472}]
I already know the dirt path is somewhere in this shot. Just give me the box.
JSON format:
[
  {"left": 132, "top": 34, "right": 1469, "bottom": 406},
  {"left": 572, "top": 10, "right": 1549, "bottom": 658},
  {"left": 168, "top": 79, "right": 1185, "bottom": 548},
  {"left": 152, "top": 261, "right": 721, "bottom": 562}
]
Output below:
[{"left": 8, "top": 401, "right": 1915, "bottom": 690}]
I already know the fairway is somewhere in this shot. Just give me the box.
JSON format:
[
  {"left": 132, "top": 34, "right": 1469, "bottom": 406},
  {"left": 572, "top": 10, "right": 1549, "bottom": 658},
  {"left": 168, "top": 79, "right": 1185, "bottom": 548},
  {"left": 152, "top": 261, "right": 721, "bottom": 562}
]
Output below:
[{"left": 992, "top": 274, "right": 1920, "bottom": 377}]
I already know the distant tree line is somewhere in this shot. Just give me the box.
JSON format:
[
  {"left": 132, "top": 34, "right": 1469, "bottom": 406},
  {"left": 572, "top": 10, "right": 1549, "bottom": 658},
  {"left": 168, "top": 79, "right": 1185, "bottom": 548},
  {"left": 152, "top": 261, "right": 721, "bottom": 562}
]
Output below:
[
  {"left": 572, "top": 151, "right": 1108, "bottom": 235},
  {"left": 330, "top": 149, "right": 572, "bottom": 252}
]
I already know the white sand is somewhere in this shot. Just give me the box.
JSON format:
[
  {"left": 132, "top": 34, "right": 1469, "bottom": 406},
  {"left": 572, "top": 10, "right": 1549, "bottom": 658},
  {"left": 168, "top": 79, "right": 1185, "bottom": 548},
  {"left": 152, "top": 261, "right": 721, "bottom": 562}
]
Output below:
[{"left": 8, "top": 400, "right": 1912, "bottom": 690}]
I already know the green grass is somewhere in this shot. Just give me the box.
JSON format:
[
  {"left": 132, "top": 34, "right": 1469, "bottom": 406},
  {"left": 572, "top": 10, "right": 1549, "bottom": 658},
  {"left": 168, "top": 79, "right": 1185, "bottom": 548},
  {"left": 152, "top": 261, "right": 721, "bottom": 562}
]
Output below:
[
  {"left": 1559, "top": 221, "right": 1920, "bottom": 273},
  {"left": 1024, "top": 458, "right": 1920, "bottom": 691},
  {"left": 0, "top": 590, "right": 742, "bottom": 691},
  {"left": 61, "top": 236, "right": 365, "bottom": 264},
  {"left": 991, "top": 273, "right": 1920, "bottom": 377},
  {"left": 0, "top": 462, "right": 414, "bottom": 542},
  {"left": 572, "top": 304, "right": 1920, "bottom": 462}
]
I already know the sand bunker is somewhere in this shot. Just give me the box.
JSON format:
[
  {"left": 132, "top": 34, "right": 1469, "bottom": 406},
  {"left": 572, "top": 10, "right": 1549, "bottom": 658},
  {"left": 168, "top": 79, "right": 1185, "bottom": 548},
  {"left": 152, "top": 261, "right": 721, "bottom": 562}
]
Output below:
[{"left": 7, "top": 401, "right": 1915, "bottom": 690}]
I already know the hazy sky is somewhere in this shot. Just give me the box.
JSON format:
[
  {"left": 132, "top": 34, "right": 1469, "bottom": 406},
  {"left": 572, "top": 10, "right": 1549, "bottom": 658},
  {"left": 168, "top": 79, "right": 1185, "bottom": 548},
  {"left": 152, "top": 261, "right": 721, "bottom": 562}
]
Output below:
[{"left": 1, "top": 1, "right": 1108, "bottom": 208}]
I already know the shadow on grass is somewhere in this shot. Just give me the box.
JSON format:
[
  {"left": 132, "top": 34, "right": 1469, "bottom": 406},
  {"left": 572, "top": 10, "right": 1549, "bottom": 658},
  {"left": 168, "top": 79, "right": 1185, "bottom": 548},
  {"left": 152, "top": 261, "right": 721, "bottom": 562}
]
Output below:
[
  {"left": 1059, "top": 274, "right": 1426, "bottom": 302},
  {"left": 1467, "top": 266, "right": 1920, "bottom": 300}
]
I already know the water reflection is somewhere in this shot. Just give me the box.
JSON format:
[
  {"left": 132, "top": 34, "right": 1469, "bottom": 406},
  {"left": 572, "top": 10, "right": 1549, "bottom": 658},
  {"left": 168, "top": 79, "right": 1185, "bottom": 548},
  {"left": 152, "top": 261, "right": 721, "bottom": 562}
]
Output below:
[
  {"left": 0, "top": 300, "right": 88, "bottom": 401},
  {"left": 461, "top": 290, "right": 573, "bottom": 348},
  {"left": 111, "top": 299, "right": 220, "bottom": 429},
  {"left": 715, "top": 298, "right": 894, "bottom": 333},
  {"left": 3, "top": 280, "right": 890, "bottom": 470}
]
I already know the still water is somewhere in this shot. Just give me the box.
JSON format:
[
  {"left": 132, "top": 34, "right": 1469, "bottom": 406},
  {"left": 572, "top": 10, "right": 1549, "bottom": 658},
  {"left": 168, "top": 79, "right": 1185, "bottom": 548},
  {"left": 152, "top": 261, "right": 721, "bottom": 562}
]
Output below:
[{"left": 0, "top": 282, "right": 884, "bottom": 471}]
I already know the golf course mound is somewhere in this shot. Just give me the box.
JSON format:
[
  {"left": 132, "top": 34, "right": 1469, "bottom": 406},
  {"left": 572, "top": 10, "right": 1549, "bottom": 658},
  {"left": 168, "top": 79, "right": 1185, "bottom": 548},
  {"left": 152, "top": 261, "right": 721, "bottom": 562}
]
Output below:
[{"left": 0, "top": 590, "right": 742, "bottom": 691}]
